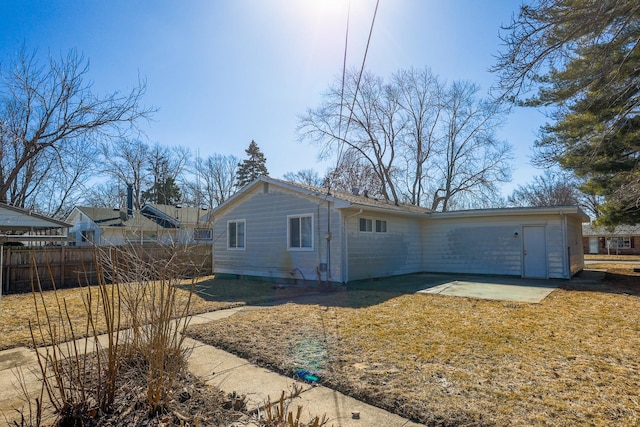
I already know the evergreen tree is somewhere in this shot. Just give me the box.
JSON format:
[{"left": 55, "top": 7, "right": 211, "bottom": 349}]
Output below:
[
  {"left": 141, "top": 156, "right": 182, "bottom": 205},
  {"left": 141, "top": 176, "right": 181, "bottom": 205},
  {"left": 493, "top": 0, "right": 640, "bottom": 224},
  {"left": 235, "top": 140, "right": 268, "bottom": 188}
]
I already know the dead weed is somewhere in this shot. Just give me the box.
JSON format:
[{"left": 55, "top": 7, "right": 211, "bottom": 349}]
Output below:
[{"left": 0, "top": 279, "right": 237, "bottom": 351}]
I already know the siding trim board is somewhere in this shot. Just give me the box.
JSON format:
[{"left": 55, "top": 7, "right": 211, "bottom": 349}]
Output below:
[{"left": 210, "top": 177, "right": 590, "bottom": 283}]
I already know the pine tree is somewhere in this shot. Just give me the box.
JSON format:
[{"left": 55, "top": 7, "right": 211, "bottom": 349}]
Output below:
[
  {"left": 235, "top": 140, "right": 268, "bottom": 188},
  {"left": 141, "top": 156, "right": 182, "bottom": 205},
  {"left": 141, "top": 176, "right": 181, "bottom": 205},
  {"left": 494, "top": 0, "right": 640, "bottom": 224}
]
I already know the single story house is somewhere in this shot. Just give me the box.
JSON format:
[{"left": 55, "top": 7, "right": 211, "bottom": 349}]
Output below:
[
  {"left": 66, "top": 206, "right": 165, "bottom": 246},
  {"left": 582, "top": 224, "right": 640, "bottom": 255},
  {"left": 208, "top": 177, "right": 589, "bottom": 283},
  {"left": 140, "top": 204, "right": 212, "bottom": 243},
  {"left": 66, "top": 204, "right": 212, "bottom": 246}
]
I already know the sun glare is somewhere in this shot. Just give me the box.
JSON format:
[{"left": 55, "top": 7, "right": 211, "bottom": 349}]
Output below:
[{"left": 299, "top": 0, "right": 350, "bottom": 17}]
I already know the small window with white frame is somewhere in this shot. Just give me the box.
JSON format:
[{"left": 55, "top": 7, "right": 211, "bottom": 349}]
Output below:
[
  {"left": 359, "top": 217, "right": 387, "bottom": 233},
  {"left": 607, "top": 236, "right": 631, "bottom": 249},
  {"left": 227, "top": 220, "right": 245, "bottom": 249},
  {"left": 359, "top": 218, "right": 373, "bottom": 232},
  {"left": 194, "top": 228, "right": 213, "bottom": 240},
  {"left": 288, "top": 214, "right": 313, "bottom": 250}
]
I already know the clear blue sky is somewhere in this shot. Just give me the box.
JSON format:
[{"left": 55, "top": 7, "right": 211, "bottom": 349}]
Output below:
[{"left": 0, "top": 0, "right": 543, "bottom": 196}]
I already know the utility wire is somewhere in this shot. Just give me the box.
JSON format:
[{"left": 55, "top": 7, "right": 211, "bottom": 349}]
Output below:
[
  {"left": 337, "top": 0, "right": 351, "bottom": 143},
  {"left": 332, "top": 0, "right": 380, "bottom": 187}
]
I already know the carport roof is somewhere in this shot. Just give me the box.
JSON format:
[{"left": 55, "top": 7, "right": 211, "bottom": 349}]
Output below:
[{"left": 0, "top": 202, "right": 71, "bottom": 232}]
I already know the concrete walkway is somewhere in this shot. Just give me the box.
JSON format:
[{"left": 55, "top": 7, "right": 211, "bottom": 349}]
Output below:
[{"left": 0, "top": 307, "right": 423, "bottom": 427}]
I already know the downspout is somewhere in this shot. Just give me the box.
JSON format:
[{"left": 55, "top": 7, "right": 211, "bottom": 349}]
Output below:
[
  {"left": 560, "top": 210, "right": 569, "bottom": 278},
  {"left": 342, "top": 209, "right": 363, "bottom": 283}
]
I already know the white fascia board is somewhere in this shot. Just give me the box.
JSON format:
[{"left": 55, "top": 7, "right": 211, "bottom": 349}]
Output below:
[{"left": 428, "top": 206, "right": 590, "bottom": 222}]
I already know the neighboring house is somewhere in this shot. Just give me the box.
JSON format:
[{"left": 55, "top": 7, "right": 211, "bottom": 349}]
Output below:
[
  {"left": 582, "top": 224, "right": 640, "bottom": 255},
  {"left": 208, "top": 176, "right": 589, "bottom": 283},
  {"left": 140, "top": 204, "right": 212, "bottom": 244},
  {"left": 0, "top": 202, "right": 70, "bottom": 245},
  {"left": 66, "top": 207, "right": 165, "bottom": 246}
]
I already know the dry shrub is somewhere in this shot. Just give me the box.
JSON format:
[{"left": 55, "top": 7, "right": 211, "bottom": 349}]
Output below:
[
  {"left": 259, "top": 390, "right": 330, "bottom": 427},
  {"left": 18, "top": 243, "right": 205, "bottom": 425}
]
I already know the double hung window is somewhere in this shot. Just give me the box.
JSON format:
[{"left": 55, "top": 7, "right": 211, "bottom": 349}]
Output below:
[
  {"left": 228, "top": 220, "right": 245, "bottom": 249},
  {"left": 288, "top": 214, "right": 313, "bottom": 250}
]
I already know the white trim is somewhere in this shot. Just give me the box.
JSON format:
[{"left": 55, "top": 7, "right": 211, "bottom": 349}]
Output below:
[
  {"left": 359, "top": 217, "right": 373, "bottom": 233},
  {"left": 227, "top": 219, "right": 246, "bottom": 250},
  {"left": 287, "top": 214, "right": 314, "bottom": 251}
]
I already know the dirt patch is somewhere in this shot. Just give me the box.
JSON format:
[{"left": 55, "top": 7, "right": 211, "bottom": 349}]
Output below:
[{"left": 188, "top": 268, "right": 640, "bottom": 426}]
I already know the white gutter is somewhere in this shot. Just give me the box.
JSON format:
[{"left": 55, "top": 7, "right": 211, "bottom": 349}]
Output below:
[
  {"left": 342, "top": 209, "right": 363, "bottom": 283},
  {"left": 428, "top": 206, "right": 589, "bottom": 221}
]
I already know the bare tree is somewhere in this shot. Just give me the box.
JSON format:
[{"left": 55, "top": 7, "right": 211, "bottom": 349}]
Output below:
[
  {"left": 508, "top": 169, "right": 603, "bottom": 218},
  {"left": 26, "top": 137, "right": 98, "bottom": 217},
  {"left": 0, "top": 47, "right": 152, "bottom": 211},
  {"left": 394, "top": 68, "right": 442, "bottom": 206},
  {"left": 300, "top": 68, "right": 513, "bottom": 210},
  {"left": 508, "top": 170, "right": 578, "bottom": 207},
  {"left": 324, "top": 149, "right": 385, "bottom": 198},
  {"left": 99, "top": 138, "right": 150, "bottom": 210},
  {"left": 190, "top": 153, "right": 238, "bottom": 208},
  {"left": 283, "top": 169, "right": 324, "bottom": 187},
  {"left": 82, "top": 182, "right": 128, "bottom": 208},
  {"left": 430, "top": 81, "right": 512, "bottom": 211},
  {"left": 299, "top": 70, "right": 403, "bottom": 204}
]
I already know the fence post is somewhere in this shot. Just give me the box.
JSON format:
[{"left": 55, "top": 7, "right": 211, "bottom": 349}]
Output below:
[
  {"left": 5, "top": 247, "right": 10, "bottom": 294},
  {"left": 0, "top": 245, "right": 3, "bottom": 303},
  {"left": 60, "top": 246, "right": 65, "bottom": 286}
]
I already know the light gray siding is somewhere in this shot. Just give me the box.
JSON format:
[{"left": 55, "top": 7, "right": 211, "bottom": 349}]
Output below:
[
  {"left": 544, "top": 220, "right": 566, "bottom": 278},
  {"left": 211, "top": 178, "right": 588, "bottom": 283},
  {"left": 68, "top": 211, "right": 104, "bottom": 246},
  {"left": 213, "top": 186, "right": 342, "bottom": 282},
  {"left": 422, "top": 215, "right": 572, "bottom": 279},
  {"left": 345, "top": 211, "right": 422, "bottom": 281},
  {"left": 422, "top": 217, "right": 523, "bottom": 276},
  {"left": 566, "top": 215, "right": 584, "bottom": 275}
]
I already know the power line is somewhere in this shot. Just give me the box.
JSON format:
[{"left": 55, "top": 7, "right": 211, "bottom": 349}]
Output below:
[{"left": 333, "top": 0, "right": 380, "bottom": 185}]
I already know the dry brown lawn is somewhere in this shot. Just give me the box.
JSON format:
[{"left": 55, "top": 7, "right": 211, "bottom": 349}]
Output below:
[
  {"left": 0, "top": 277, "right": 237, "bottom": 351},
  {"left": 188, "top": 267, "right": 640, "bottom": 426}
]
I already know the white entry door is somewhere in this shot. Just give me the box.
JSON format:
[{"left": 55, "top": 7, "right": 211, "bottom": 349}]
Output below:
[
  {"left": 589, "top": 237, "right": 599, "bottom": 254},
  {"left": 523, "top": 226, "right": 547, "bottom": 278}
]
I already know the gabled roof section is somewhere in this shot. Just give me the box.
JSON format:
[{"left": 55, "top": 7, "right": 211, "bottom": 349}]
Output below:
[
  {"left": 0, "top": 202, "right": 71, "bottom": 232},
  {"left": 141, "top": 204, "right": 210, "bottom": 228},
  {"left": 582, "top": 223, "right": 640, "bottom": 236},
  {"left": 212, "top": 176, "right": 433, "bottom": 217},
  {"left": 74, "top": 207, "right": 160, "bottom": 230}
]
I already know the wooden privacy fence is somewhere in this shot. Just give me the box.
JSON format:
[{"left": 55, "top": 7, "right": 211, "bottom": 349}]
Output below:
[{"left": 1, "top": 244, "right": 213, "bottom": 294}]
